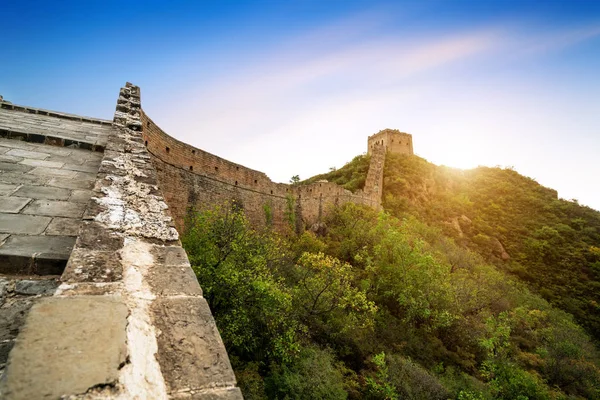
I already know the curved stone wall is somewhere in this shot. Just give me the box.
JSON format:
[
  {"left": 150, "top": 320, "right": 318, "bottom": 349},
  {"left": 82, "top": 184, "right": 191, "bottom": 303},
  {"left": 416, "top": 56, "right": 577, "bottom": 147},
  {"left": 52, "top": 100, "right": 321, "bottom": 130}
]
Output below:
[{"left": 140, "top": 112, "right": 382, "bottom": 233}]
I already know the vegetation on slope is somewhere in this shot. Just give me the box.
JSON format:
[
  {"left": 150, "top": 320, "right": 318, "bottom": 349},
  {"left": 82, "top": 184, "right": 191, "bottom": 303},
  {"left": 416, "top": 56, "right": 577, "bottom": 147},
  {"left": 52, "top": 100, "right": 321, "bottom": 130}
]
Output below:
[
  {"left": 183, "top": 201, "right": 600, "bottom": 399},
  {"left": 381, "top": 154, "right": 600, "bottom": 341},
  {"left": 301, "top": 154, "right": 370, "bottom": 193}
]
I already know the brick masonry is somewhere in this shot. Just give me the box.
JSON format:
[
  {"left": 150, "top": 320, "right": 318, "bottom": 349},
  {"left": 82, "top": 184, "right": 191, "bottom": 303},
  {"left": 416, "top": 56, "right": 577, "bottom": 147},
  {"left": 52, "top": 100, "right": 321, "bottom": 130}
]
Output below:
[{"left": 141, "top": 112, "right": 385, "bottom": 234}]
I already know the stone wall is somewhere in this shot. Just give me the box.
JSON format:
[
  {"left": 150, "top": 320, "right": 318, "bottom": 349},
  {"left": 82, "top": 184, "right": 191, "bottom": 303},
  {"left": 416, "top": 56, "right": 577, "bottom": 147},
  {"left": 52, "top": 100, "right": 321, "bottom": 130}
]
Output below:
[
  {"left": 368, "top": 128, "right": 413, "bottom": 156},
  {"left": 141, "top": 112, "right": 383, "bottom": 234},
  {"left": 0, "top": 84, "right": 242, "bottom": 399}
]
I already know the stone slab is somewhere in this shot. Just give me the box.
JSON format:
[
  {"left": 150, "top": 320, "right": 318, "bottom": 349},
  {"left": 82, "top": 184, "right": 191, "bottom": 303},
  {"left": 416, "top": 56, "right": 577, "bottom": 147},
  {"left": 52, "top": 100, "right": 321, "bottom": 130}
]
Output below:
[
  {"left": 0, "top": 155, "right": 23, "bottom": 163},
  {"left": 22, "top": 200, "right": 86, "bottom": 218},
  {"left": 12, "top": 185, "right": 71, "bottom": 200},
  {"left": 28, "top": 166, "right": 78, "bottom": 178},
  {"left": 48, "top": 177, "right": 94, "bottom": 190},
  {"left": 45, "top": 217, "right": 81, "bottom": 236},
  {"left": 0, "top": 162, "right": 33, "bottom": 173},
  {"left": 151, "top": 297, "right": 237, "bottom": 393},
  {"left": 19, "top": 159, "right": 64, "bottom": 168},
  {"left": 148, "top": 264, "right": 202, "bottom": 297},
  {"left": 69, "top": 189, "right": 92, "bottom": 203},
  {"left": 62, "top": 249, "right": 123, "bottom": 283},
  {"left": 0, "top": 235, "right": 75, "bottom": 275},
  {"left": 63, "top": 163, "right": 99, "bottom": 173},
  {"left": 0, "top": 183, "right": 18, "bottom": 196},
  {"left": 14, "top": 279, "right": 59, "bottom": 295},
  {"left": 170, "top": 387, "right": 243, "bottom": 400},
  {"left": 5, "top": 148, "right": 49, "bottom": 160},
  {"left": 0, "top": 214, "right": 51, "bottom": 234},
  {"left": 0, "top": 197, "right": 31, "bottom": 214},
  {"left": 0, "top": 296, "right": 128, "bottom": 399}
]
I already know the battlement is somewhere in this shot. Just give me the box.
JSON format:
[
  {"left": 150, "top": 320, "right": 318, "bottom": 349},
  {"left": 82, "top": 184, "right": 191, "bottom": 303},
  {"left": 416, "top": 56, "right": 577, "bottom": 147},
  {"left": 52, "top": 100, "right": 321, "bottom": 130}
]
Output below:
[{"left": 368, "top": 128, "right": 413, "bottom": 156}]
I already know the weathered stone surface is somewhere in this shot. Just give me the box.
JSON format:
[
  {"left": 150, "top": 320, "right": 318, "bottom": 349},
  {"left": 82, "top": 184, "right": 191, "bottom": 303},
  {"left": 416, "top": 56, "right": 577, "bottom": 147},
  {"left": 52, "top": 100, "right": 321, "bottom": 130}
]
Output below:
[
  {"left": 0, "top": 297, "right": 36, "bottom": 371},
  {"left": 0, "top": 234, "right": 8, "bottom": 243},
  {"left": 45, "top": 217, "right": 81, "bottom": 236},
  {"left": 152, "top": 245, "right": 191, "bottom": 267},
  {"left": 148, "top": 264, "right": 202, "bottom": 297},
  {"left": 0, "top": 296, "right": 128, "bottom": 399},
  {"left": 151, "top": 297, "right": 237, "bottom": 393},
  {"left": 69, "top": 189, "right": 92, "bottom": 203},
  {"left": 19, "top": 158, "right": 64, "bottom": 168},
  {"left": 171, "top": 387, "right": 244, "bottom": 400},
  {"left": 22, "top": 199, "right": 86, "bottom": 218},
  {"left": 14, "top": 279, "right": 59, "bottom": 295},
  {"left": 62, "top": 248, "right": 123, "bottom": 283},
  {"left": 0, "top": 162, "right": 33, "bottom": 173},
  {"left": 4, "top": 148, "right": 48, "bottom": 160},
  {"left": 63, "top": 163, "right": 99, "bottom": 173},
  {"left": 0, "top": 235, "right": 75, "bottom": 275},
  {"left": 0, "top": 197, "right": 31, "bottom": 213},
  {"left": 75, "top": 221, "right": 124, "bottom": 251},
  {"left": 29, "top": 166, "right": 77, "bottom": 178},
  {"left": 48, "top": 177, "right": 95, "bottom": 190},
  {"left": 0, "top": 183, "right": 17, "bottom": 195},
  {"left": 12, "top": 185, "right": 71, "bottom": 200},
  {"left": 0, "top": 214, "right": 51, "bottom": 234}
]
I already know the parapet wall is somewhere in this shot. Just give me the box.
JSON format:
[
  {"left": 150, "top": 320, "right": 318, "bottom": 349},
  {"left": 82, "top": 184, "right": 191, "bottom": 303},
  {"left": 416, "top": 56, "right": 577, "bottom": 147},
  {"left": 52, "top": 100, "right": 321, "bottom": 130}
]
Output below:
[
  {"left": 1, "top": 84, "right": 242, "bottom": 399},
  {"left": 141, "top": 112, "right": 383, "bottom": 233}
]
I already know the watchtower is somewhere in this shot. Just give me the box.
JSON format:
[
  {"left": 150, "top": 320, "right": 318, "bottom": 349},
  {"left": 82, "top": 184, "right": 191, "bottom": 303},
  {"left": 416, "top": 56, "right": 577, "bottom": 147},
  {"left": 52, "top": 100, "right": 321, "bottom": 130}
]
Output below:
[{"left": 367, "top": 129, "right": 413, "bottom": 156}]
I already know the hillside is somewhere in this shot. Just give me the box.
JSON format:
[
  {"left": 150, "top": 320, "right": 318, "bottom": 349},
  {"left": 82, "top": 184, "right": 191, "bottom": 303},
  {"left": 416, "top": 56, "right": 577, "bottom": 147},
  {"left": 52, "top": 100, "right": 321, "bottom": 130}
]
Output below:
[{"left": 181, "top": 152, "right": 600, "bottom": 399}]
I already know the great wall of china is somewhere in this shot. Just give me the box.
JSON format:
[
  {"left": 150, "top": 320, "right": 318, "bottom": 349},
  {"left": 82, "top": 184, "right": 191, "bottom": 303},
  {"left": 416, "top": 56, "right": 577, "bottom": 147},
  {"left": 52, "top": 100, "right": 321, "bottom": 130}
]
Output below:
[{"left": 0, "top": 83, "right": 413, "bottom": 399}]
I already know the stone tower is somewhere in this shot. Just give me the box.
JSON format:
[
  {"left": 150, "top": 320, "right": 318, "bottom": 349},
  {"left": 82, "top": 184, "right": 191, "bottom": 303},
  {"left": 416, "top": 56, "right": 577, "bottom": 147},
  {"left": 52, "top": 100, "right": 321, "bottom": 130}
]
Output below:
[{"left": 367, "top": 129, "right": 413, "bottom": 156}]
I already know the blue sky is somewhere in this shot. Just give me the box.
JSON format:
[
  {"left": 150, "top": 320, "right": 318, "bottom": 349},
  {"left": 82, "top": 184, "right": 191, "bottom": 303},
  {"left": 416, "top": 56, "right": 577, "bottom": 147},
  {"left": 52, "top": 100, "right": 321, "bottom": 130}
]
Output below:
[{"left": 2, "top": 1, "right": 600, "bottom": 210}]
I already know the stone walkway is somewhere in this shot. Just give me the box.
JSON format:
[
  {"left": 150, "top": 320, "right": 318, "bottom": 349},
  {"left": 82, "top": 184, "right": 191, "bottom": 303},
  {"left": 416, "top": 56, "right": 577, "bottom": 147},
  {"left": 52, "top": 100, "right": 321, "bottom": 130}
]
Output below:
[
  {"left": 0, "top": 106, "right": 112, "bottom": 149},
  {"left": 0, "top": 138, "right": 102, "bottom": 275}
]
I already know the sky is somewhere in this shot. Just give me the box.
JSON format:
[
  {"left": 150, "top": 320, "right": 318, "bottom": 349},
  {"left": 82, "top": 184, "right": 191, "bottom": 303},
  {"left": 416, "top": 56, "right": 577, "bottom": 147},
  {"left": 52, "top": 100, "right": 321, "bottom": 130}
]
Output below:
[{"left": 2, "top": 0, "right": 600, "bottom": 210}]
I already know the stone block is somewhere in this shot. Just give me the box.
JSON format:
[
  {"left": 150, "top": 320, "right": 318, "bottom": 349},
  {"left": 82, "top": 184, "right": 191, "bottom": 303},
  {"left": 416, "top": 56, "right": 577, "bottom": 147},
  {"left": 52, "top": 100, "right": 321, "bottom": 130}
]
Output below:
[
  {"left": 0, "top": 183, "right": 17, "bottom": 195},
  {"left": 48, "top": 177, "right": 94, "bottom": 190},
  {"left": 14, "top": 279, "right": 59, "bottom": 295},
  {"left": 29, "top": 166, "right": 78, "bottom": 178},
  {"left": 0, "top": 155, "right": 23, "bottom": 163},
  {"left": 45, "top": 217, "right": 81, "bottom": 236},
  {"left": 0, "top": 161, "right": 33, "bottom": 173},
  {"left": 22, "top": 199, "right": 86, "bottom": 218},
  {"left": 0, "top": 197, "right": 31, "bottom": 213},
  {"left": 170, "top": 387, "right": 244, "bottom": 400},
  {"left": 0, "top": 214, "right": 51, "bottom": 234},
  {"left": 19, "top": 159, "right": 64, "bottom": 168},
  {"left": 151, "top": 245, "right": 191, "bottom": 267},
  {"left": 69, "top": 189, "right": 92, "bottom": 203},
  {"left": 0, "top": 235, "right": 75, "bottom": 275},
  {"left": 63, "top": 163, "right": 99, "bottom": 173},
  {"left": 75, "top": 221, "right": 124, "bottom": 251},
  {"left": 148, "top": 263, "right": 202, "bottom": 297},
  {"left": 151, "top": 297, "right": 237, "bottom": 394},
  {"left": 12, "top": 185, "right": 71, "bottom": 200},
  {"left": 62, "top": 248, "right": 123, "bottom": 283},
  {"left": 0, "top": 296, "right": 128, "bottom": 399},
  {"left": 5, "top": 148, "right": 48, "bottom": 160}
]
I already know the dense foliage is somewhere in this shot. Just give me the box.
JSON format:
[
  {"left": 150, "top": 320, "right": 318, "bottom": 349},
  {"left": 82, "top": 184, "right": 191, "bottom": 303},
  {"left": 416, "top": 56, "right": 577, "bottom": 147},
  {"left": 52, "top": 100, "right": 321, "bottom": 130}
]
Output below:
[
  {"left": 302, "top": 154, "right": 371, "bottom": 193},
  {"left": 183, "top": 200, "right": 600, "bottom": 398},
  {"left": 380, "top": 154, "right": 600, "bottom": 341}
]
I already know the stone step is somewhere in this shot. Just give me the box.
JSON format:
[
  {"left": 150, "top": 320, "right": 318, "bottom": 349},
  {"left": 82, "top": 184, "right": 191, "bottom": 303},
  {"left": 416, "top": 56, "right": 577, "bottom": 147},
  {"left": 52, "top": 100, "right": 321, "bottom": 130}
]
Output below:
[{"left": 0, "top": 235, "right": 76, "bottom": 275}]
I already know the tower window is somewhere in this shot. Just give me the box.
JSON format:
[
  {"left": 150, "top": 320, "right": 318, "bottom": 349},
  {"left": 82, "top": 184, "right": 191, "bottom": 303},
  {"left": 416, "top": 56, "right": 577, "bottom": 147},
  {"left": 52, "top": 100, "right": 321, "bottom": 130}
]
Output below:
[
  {"left": 189, "top": 166, "right": 193, "bottom": 171},
  {"left": 166, "top": 147, "right": 170, "bottom": 153}
]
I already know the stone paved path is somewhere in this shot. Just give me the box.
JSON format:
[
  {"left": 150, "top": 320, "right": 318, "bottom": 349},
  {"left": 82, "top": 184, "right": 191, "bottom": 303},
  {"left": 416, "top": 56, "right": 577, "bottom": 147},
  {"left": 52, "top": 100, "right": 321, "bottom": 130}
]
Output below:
[
  {"left": 0, "top": 106, "right": 112, "bottom": 148},
  {"left": 0, "top": 138, "right": 102, "bottom": 275}
]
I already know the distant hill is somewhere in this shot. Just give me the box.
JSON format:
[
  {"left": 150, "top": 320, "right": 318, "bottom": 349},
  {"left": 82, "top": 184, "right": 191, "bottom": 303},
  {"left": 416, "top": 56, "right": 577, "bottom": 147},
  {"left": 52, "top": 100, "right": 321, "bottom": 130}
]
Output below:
[{"left": 313, "top": 152, "right": 600, "bottom": 342}]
